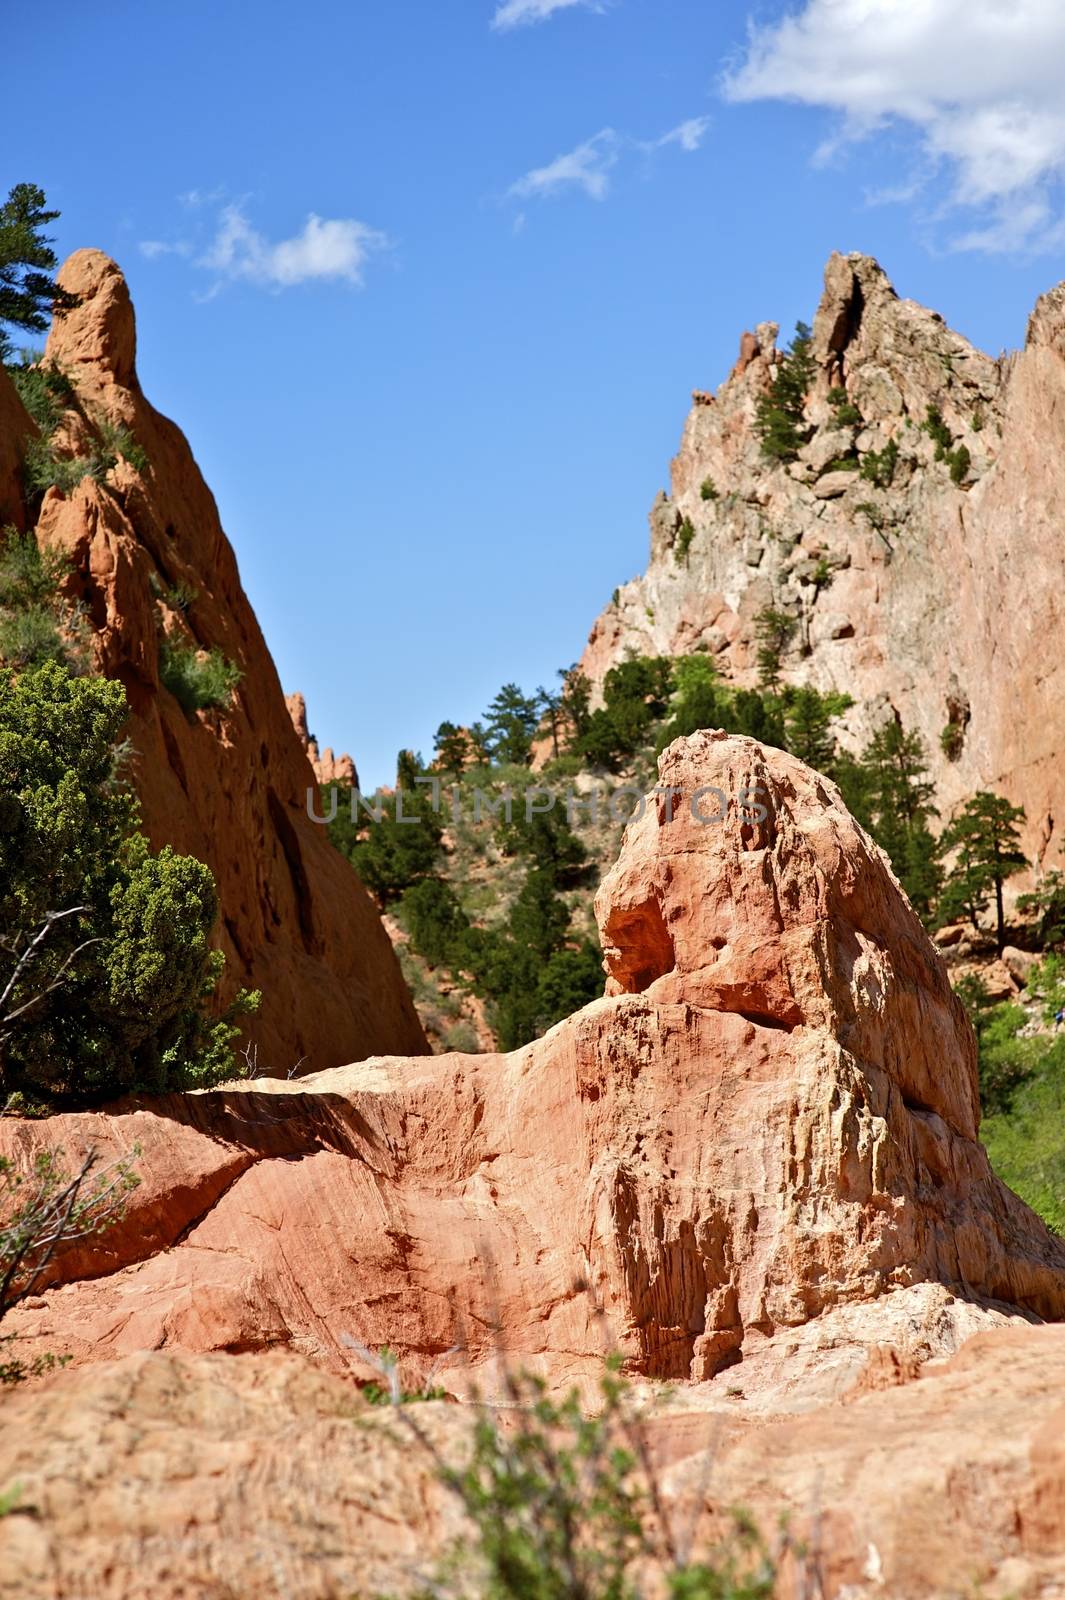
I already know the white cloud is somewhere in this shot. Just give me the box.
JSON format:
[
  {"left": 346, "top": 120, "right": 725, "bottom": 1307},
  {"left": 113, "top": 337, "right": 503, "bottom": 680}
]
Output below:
[
  {"left": 724, "top": 0, "right": 1065, "bottom": 251},
  {"left": 654, "top": 116, "right": 710, "bottom": 153},
  {"left": 491, "top": 0, "right": 603, "bottom": 31},
  {"left": 198, "top": 204, "right": 388, "bottom": 288},
  {"left": 138, "top": 239, "right": 191, "bottom": 260},
  {"left": 508, "top": 115, "right": 707, "bottom": 207},
  {"left": 509, "top": 130, "right": 620, "bottom": 200}
]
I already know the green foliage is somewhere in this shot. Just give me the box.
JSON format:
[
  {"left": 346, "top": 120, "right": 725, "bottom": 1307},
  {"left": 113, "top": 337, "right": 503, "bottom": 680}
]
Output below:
[
  {"left": 0, "top": 527, "right": 81, "bottom": 673},
  {"left": 416, "top": 1361, "right": 777, "bottom": 1600},
  {"left": 956, "top": 976, "right": 1037, "bottom": 1118},
  {"left": 851, "top": 721, "right": 942, "bottom": 919},
  {"left": 20, "top": 435, "right": 91, "bottom": 498},
  {"left": 940, "top": 721, "right": 965, "bottom": 762},
  {"left": 699, "top": 476, "right": 718, "bottom": 502},
  {"left": 859, "top": 437, "right": 899, "bottom": 488},
  {"left": 940, "top": 791, "right": 1027, "bottom": 952},
  {"left": 0, "top": 604, "right": 67, "bottom": 669},
  {"left": 752, "top": 607, "right": 796, "bottom": 692},
  {"left": 346, "top": 789, "right": 444, "bottom": 906},
  {"left": 434, "top": 720, "right": 471, "bottom": 775},
  {"left": 401, "top": 878, "right": 471, "bottom": 969},
  {"left": 95, "top": 416, "right": 148, "bottom": 475},
  {"left": 656, "top": 655, "right": 724, "bottom": 751},
  {"left": 558, "top": 665, "right": 592, "bottom": 748},
  {"left": 1, "top": 1144, "right": 139, "bottom": 1382},
  {"left": 0, "top": 662, "right": 255, "bottom": 1107},
  {"left": 923, "top": 405, "right": 953, "bottom": 457},
  {"left": 485, "top": 683, "right": 542, "bottom": 768},
  {"left": 754, "top": 321, "right": 815, "bottom": 462},
  {"left": 782, "top": 685, "right": 836, "bottom": 773},
  {"left": 1018, "top": 870, "right": 1065, "bottom": 948},
  {"left": 158, "top": 637, "right": 242, "bottom": 714},
  {"left": 822, "top": 456, "right": 859, "bottom": 473},
  {"left": 827, "top": 386, "right": 862, "bottom": 427},
  {"left": 577, "top": 656, "right": 674, "bottom": 771},
  {"left": 0, "top": 184, "right": 79, "bottom": 355},
  {"left": 6, "top": 355, "right": 73, "bottom": 434},
  {"left": 674, "top": 516, "right": 696, "bottom": 565},
  {"left": 949, "top": 443, "right": 971, "bottom": 485},
  {"left": 497, "top": 804, "right": 588, "bottom": 885}
]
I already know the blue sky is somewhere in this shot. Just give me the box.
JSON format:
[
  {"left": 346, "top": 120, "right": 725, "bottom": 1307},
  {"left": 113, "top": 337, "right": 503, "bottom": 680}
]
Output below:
[{"left": 6, "top": 0, "right": 1065, "bottom": 786}]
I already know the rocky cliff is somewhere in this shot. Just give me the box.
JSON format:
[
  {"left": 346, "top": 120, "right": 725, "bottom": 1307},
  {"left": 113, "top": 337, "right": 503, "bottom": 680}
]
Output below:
[
  {"left": 581, "top": 253, "right": 1065, "bottom": 867},
  {"left": 0, "top": 249, "right": 426, "bottom": 1071},
  {"left": 4, "top": 730, "right": 1065, "bottom": 1597}
]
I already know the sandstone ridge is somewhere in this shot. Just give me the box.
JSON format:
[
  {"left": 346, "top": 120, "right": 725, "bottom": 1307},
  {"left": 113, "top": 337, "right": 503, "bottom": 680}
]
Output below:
[{"left": 0, "top": 249, "right": 426, "bottom": 1071}]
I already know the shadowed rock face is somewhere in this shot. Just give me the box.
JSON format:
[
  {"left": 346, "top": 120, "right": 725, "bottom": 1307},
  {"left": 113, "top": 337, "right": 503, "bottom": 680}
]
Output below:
[
  {"left": 577, "top": 252, "right": 1065, "bottom": 872},
  {"left": 0, "top": 249, "right": 426, "bottom": 1071},
  {"left": 3, "top": 733, "right": 1063, "bottom": 1398}
]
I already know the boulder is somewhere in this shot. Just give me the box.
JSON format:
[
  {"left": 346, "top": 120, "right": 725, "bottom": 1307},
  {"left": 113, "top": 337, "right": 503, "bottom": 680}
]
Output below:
[{"left": 4, "top": 733, "right": 1063, "bottom": 1398}]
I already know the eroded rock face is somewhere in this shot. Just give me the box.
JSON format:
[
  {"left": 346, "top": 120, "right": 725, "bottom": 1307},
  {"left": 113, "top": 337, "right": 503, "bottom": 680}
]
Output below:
[
  {"left": 3, "top": 733, "right": 1062, "bottom": 1398},
  {"left": 579, "top": 252, "right": 1065, "bottom": 868},
  {"left": 286, "top": 690, "right": 359, "bottom": 787},
  {"left": 0, "top": 250, "right": 425, "bottom": 1071}
]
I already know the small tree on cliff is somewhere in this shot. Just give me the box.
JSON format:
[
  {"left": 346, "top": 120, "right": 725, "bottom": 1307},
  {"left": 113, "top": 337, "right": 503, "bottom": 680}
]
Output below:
[
  {"left": 940, "top": 792, "right": 1027, "bottom": 954},
  {"left": 0, "top": 661, "right": 257, "bottom": 1108},
  {"left": 754, "top": 320, "right": 816, "bottom": 462},
  {"left": 0, "top": 184, "right": 79, "bottom": 359}
]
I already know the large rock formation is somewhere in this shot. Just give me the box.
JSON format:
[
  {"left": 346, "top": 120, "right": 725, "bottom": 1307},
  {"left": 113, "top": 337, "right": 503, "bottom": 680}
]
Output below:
[
  {"left": 4, "top": 730, "right": 1065, "bottom": 1598},
  {"left": 3, "top": 733, "right": 1063, "bottom": 1397},
  {"left": 581, "top": 254, "right": 1065, "bottom": 867},
  {"left": 0, "top": 250, "right": 426, "bottom": 1070}
]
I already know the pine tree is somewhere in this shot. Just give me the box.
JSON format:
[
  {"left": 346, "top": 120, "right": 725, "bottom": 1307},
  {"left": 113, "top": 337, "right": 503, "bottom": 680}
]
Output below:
[
  {"left": 859, "top": 721, "right": 942, "bottom": 918},
  {"left": 754, "top": 321, "right": 816, "bottom": 462},
  {"left": 433, "top": 721, "right": 470, "bottom": 775},
  {"left": 484, "top": 683, "right": 541, "bottom": 767},
  {"left": 753, "top": 607, "right": 796, "bottom": 692},
  {"left": 780, "top": 686, "right": 833, "bottom": 772},
  {"left": 0, "top": 185, "right": 79, "bottom": 358},
  {"left": 941, "top": 792, "right": 1027, "bottom": 953},
  {"left": 558, "top": 665, "right": 592, "bottom": 746}
]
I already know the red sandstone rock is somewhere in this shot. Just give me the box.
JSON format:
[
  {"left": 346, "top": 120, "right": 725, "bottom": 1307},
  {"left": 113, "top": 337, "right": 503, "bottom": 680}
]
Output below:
[
  {"left": 3, "top": 732, "right": 1062, "bottom": 1399},
  {"left": 286, "top": 691, "right": 359, "bottom": 787},
  {"left": 0, "top": 250, "right": 425, "bottom": 1071}
]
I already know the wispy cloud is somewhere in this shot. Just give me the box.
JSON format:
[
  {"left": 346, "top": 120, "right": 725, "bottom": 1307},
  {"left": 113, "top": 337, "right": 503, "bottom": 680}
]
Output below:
[
  {"left": 139, "top": 198, "right": 389, "bottom": 293},
  {"left": 508, "top": 114, "right": 707, "bottom": 207},
  {"left": 491, "top": 0, "right": 605, "bottom": 31},
  {"left": 651, "top": 116, "right": 710, "bottom": 154},
  {"left": 200, "top": 205, "right": 387, "bottom": 287},
  {"left": 723, "top": 0, "right": 1065, "bottom": 253},
  {"left": 509, "top": 130, "right": 620, "bottom": 201}
]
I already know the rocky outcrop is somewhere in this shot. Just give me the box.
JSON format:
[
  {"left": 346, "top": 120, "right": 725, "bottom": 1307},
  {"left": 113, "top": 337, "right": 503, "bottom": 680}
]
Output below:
[
  {"left": 286, "top": 691, "right": 359, "bottom": 787},
  {"left": 4, "top": 730, "right": 1065, "bottom": 1597},
  {"left": 5, "top": 1327, "right": 1065, "bottom": 1599},
  {"left": 580, "top": 252, "right": 1065, "bottom": 867},
  {"left": 0, "top": 250, "right": 426, "bottom": 1070},
  {"left": 3, "top": 733, "right": 1063, "bottom": 1396}
]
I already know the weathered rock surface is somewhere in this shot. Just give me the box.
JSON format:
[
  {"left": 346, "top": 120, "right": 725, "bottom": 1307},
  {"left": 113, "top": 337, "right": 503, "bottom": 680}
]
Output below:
[
  {"left": 286, "top": 690, "right": 359, "bottom": 787},
  {"left": 3, "top": 731, "right": 1065, "bottom": 1596},
  {"left": 0, "top": 250, "right": 425, "bottom": 1070},
  {"left": 3, "top": 1306, "right": 1065, "bottom": 1597},
  {"left": 581, "top": 252, "right": 1065, "bottom": 870},
  {"left": 3, "top": 733, "right": 1063, "bottom": 1398}
]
